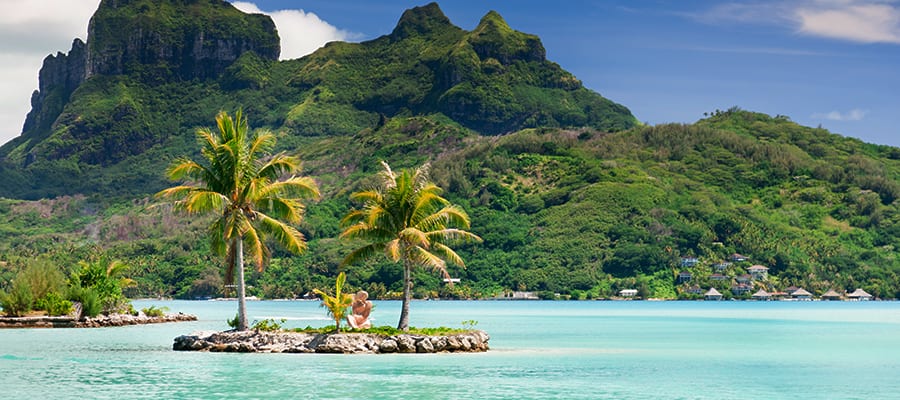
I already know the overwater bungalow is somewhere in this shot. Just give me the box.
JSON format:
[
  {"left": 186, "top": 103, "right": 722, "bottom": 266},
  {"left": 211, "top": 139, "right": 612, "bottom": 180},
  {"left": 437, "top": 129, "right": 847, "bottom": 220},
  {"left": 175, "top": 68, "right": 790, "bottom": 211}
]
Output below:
[
  {"left": 791, "top": 288, "right": 813, "bottom": 300},
  {"left": 705, "top": 288, "right": 723, "bottom": 301},
  {"left": 821, "top": 289, "right": 843, "bottom": 301},
  {"left": 751, "top": 289, "right": 770, "bottom": 301},
  {"left": 848, "top": 288, "right": 873, "bottom": 301}
]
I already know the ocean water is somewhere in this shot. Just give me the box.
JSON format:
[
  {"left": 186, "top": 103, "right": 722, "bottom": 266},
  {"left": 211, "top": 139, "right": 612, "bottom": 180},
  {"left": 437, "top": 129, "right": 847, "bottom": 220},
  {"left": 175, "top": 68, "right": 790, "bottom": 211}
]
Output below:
[{"left": 1, "top": 300, "right": 898, "bottom": 399}]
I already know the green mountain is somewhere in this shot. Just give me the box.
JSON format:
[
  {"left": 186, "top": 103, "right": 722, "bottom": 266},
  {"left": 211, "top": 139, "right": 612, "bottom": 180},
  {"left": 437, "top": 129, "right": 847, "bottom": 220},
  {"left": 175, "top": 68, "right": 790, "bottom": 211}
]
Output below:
[
  {"left": 1, "top": 1, "right": 899, "bottom": 300},
  {"left": 0, "top": 1, "right": 634, "bottom": 199}
]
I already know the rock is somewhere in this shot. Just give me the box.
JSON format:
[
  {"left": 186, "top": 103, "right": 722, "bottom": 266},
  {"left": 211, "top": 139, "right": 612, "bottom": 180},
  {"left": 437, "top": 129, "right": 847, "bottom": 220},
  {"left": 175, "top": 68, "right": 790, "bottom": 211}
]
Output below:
[
  {"left": 379, "top": 339, "right": 399, "bottom": 353},
  {"left": 416, "top": 338, "right": 434, "bottom": 353},
  {"left": 396, "top": 335, "right": 417, "bottom": 353}
]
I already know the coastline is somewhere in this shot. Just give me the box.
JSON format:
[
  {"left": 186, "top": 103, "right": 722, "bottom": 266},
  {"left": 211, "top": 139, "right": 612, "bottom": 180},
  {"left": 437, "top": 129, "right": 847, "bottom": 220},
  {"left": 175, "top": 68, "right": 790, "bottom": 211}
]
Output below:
[
  {"left": 173, "top": 329, "right": 490, "bottom": 354},
  {"left": 0, "top": 312, "right": 197, "bottom": 328}
]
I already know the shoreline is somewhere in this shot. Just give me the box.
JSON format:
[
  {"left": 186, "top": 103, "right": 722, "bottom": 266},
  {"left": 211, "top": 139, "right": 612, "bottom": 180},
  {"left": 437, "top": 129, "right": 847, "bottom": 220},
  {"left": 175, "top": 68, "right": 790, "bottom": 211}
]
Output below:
[
  {"left": 0, "top": 312, "right": 198, "bottom": 328},
  {"left": 174, "top": 329, "right": 490, "bottom": 354}
]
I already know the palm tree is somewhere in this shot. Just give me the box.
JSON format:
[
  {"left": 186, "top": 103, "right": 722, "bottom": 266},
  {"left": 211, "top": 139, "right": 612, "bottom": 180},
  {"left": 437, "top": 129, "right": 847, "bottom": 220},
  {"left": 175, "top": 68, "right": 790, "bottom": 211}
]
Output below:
[
  {"left": 313, "top": 272, "right": 354, "bottom": 333},
  {"left": 157, "top": 110, "right": 319, "bottom": 331},
  {"left": 340, "top": 161, "right": 481, "bottom": 331}
]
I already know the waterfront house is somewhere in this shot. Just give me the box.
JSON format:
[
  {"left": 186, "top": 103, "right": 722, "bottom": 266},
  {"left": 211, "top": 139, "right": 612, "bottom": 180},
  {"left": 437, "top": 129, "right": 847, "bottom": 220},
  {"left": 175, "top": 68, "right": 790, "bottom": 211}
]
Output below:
[
  {"left": 769, "top": 291, "right": 788, "bottom": 300},
  {"left": 705, "top": 288, "right": 723, "bottom": 300},
  {"left": 821, "top": 289, "right": 842, "bottom": 301},
  {"left": 677, "top": 271, "right": 693, "bottom": 283},
  {"left": 848, "top": 288, "right": 873, "bottom": 301},
  {"left": 731, "top": 283, "right": 752, "bottom": 295},
  {"left": 619, "top": 289, "right": 638, "bottom": 298},
  {"left": 710, "top": 273, "right": 728, "bottom": 281},
  {"left": 747, "top": 265, "right": 769, "bottom": 280},
  {"left": 791, "top": 288, "right": 813, "bottom": 300},
  {"left": 508, "top": 291, "right": 539, "bottom": 300},
  {"left": 713, "top": 261, "right": 732, "bottom": 272},
  {"left": 686, "top": 285, "right": 703, "bottom": 295},
  {"left": 785, "top": 286, "right": 800, "bottom": 295},
  {"left": 680, "top": 257, "right": 699, "bottom": 267},
  {"left": 751, "top": 289, "right": 770, "bottom": 301},
  {"left": 729, "top": 253, "right": 748, "bottom": 262}
]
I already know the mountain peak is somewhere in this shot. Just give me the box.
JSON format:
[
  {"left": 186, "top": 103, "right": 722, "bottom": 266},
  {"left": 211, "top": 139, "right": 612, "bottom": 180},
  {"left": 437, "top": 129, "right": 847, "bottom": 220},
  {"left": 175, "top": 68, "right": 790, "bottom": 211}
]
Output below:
[
  {"left": 468, "top": 10, "right": 545, "bottom": 64},
  {"left": 86, "top": 0, "right": 279, "bottom": 81},
  {"left": 390, "top": 2, "right": 454, "bottom": 40}
]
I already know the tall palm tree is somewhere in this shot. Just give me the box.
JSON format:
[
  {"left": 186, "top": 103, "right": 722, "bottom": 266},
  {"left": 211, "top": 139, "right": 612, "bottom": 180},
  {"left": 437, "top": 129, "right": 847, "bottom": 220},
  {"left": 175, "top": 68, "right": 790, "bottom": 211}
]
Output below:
[
  {"left": 340, "top": 161, "right": 481, "bottom": 331},
  {"left": 158, "top": 110, "right": 319, "bottom": 331}
]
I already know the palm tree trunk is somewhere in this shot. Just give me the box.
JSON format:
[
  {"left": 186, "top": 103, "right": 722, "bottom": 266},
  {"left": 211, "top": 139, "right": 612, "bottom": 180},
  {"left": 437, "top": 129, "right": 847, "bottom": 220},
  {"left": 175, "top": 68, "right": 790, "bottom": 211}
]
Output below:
[
  {"left": 398, "top": 261, "right": 411, "bottom": 331},
  {"left": 235, "top": 237, "right": 249, "bottom": 331}
]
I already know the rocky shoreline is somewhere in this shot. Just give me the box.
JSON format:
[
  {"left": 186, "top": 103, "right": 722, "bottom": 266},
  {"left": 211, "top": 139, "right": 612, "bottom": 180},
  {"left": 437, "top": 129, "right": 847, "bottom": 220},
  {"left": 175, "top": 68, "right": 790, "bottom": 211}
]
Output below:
[
  {"left": 173, "top": 329, "right": 490, "bottom": 354},
  {"left": 0, "top": 312, "right": 197, "bottom": 328}
]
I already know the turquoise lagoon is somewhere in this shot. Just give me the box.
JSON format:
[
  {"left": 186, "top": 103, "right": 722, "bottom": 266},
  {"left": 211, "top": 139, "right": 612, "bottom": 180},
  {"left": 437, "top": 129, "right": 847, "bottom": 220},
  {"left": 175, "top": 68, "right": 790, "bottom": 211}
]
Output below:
[{"left": 1, "top": 300, "right": 899, "bottom": 399}]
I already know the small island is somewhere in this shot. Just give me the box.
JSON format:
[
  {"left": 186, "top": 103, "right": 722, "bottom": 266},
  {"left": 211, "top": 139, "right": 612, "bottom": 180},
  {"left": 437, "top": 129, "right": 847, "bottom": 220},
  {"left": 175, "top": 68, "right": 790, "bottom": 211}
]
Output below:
[{"left": 173, "top": 328, "right": 489, "bottom": 354}]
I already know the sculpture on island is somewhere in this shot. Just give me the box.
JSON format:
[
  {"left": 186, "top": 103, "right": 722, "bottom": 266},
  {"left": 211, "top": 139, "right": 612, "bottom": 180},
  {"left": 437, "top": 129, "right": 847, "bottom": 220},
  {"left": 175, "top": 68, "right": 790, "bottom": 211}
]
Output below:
[{"left": 347, "top": 290, "right": 372, "bottom": 329}]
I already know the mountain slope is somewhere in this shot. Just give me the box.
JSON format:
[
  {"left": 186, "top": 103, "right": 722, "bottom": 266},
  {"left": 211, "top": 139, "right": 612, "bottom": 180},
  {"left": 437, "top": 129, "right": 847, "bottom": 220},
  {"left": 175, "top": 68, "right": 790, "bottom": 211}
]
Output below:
[
  {"left": 0, "top": 1, "right": 636, "bottom": 199},
  {"left": 0, "top": 2, "right": 898, "bottom": 300}
]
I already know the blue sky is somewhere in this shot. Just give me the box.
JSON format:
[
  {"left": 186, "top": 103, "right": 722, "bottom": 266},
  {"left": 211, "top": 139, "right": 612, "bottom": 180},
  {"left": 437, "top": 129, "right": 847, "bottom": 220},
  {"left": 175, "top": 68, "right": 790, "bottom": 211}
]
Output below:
[{"left": 1, "top": 1, "right": 899, "bottom": 147}]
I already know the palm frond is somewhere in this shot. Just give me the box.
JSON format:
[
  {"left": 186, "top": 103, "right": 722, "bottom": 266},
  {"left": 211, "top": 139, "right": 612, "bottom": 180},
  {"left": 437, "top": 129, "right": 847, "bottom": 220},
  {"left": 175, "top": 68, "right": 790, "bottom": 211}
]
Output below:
[
  {"left": 431, "top": 242, "right": 466, "bottom": 268},
  {"left": 411, "top": 246, "right": 449, "bottom": 279},
  {"left": 256, "top": 212, "right": 307, "bottom": 256},
  {"left": 341, "top": 243, "right": 385, "bottom": 267}
]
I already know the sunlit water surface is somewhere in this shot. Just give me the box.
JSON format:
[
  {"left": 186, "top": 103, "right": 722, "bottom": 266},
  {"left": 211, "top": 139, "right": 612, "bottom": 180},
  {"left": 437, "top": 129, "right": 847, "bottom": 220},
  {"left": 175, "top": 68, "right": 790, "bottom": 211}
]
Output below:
[{"left": 1, "top": 300, "right": 898, "bottom": 399}]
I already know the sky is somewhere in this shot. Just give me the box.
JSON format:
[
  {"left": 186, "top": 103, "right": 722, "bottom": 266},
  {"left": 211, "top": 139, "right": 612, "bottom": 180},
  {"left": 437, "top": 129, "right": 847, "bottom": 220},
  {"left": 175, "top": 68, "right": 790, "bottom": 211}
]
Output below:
[{"left": 0, "top": 0, "right": 898, "bottom": 147}]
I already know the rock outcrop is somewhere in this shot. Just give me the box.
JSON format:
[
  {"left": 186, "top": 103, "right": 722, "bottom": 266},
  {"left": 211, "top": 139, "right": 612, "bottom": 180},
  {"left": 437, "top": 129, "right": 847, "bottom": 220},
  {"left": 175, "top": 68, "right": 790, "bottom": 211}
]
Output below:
[
  {"left": 12, "top": 0, "right": 280, "bottom": 170},
  {"left": 85, "top": 0, "right": 279, "bottom": 82},
  {"left": 173, "top": 329, "right": 490, "bottom": 354}
]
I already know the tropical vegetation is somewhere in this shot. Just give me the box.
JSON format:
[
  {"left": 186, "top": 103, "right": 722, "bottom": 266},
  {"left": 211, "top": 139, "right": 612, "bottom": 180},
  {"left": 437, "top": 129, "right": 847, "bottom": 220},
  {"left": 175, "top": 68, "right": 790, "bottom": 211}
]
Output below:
[
  {"left": 313, "top": 271, "right": 353, "bottom": 332},
  {"left": 340, "top": 162, "right": 481, "bottom": 330},
  {"left": 157, "top": 110, "right": 319, "bottom": 330},
  {"left": 1, "top": 1, "right": 900, "bottom": 305}
]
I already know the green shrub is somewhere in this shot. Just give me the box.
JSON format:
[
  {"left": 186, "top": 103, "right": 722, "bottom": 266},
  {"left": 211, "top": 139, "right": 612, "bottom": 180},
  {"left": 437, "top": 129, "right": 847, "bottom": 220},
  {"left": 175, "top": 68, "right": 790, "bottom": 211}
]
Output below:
[
  {"left": 252, "top": 318, "right": 285, "bottom": 331},
  {"left": 227, "top": 314, "right": 239, "bottom": 329},
  {"left": 68, "top": 286, "right": 102, "bottom": 318},
  {"left": 34, "top": 292, "right": 74, "bottom": 316},
  {"left": 1, "top": 280, "right": 34, "bottom": 317},
  {"left": 141, "top": 305, "right": 168, "bottom": 318}
]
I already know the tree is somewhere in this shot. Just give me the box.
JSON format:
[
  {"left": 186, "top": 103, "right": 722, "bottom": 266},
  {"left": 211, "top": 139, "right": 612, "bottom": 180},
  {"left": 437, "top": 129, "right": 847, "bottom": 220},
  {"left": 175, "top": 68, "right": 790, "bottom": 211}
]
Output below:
[
  {"left": 313, "top": 271, "right": 354, "bottom": 333},
  {"left": 158, "top": 110, "right": 319, "bottom": 331},
  {"left": 340, "top": 161, "right": 481, "bottom": 331},
  {"left": 72, "top": 257, "right": 135, "bottom": 313}
]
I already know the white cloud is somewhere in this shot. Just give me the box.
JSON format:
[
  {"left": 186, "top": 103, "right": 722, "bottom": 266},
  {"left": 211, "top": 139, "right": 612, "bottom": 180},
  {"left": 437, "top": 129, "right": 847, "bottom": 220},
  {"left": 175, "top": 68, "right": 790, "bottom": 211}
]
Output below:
[
  {"left": 694, "top": 1, "right": 900, "bottom": 44},
  {"left": 812, "top": 108, "right": 869, "bottom": 121},
  {"left": 0, "top": 0, "right": 98, "bottom": 146},
  {"left": 0, "top": 1, "right": 355, "bottom": 146},
  {"left": 796, "top": 2, "right": 900, "bottom": 43},
  {"left": 231, "top": 2, "right": 359, "bottom": 60}
]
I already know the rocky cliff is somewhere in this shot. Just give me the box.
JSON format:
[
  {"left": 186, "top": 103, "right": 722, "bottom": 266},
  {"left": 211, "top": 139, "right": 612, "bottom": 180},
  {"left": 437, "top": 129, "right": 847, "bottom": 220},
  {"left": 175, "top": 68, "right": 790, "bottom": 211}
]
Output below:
[
  {"left": 84, "top": 0, "right": 279, "bottom": 82},
  {"left": 9, "top": 0, "right": 280, "bottom": 170}
]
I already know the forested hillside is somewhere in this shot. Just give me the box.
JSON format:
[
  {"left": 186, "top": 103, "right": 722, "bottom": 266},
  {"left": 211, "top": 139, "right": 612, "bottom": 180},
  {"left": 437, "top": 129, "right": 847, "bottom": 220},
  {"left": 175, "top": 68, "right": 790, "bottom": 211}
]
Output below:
[{"left": 1, "top": 1, "right": 899, "bottom": 300}]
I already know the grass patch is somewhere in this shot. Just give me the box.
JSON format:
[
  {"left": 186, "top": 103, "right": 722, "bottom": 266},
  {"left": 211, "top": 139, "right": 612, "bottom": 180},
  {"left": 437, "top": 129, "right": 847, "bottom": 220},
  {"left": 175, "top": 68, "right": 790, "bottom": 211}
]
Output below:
[{"left": 291, "top": 325, "right": 471, "bottom": 335}]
